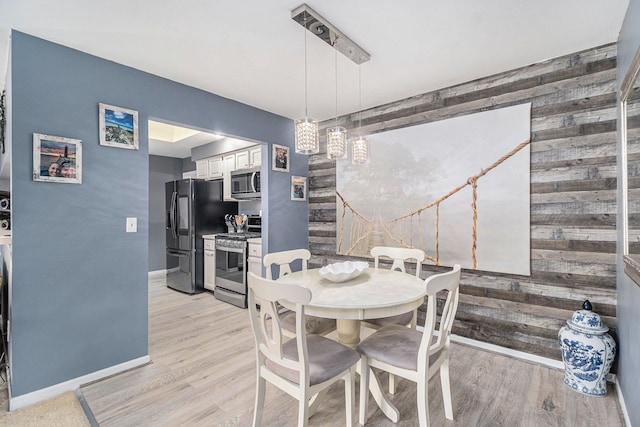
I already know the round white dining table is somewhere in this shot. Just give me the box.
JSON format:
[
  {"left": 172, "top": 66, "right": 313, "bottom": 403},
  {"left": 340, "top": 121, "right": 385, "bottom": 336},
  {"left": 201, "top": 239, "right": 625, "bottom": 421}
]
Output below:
[
  {"left": 277, "top": 266, "right": 426, "bottom": 423},
  {"left": 277, "top": 267, "right": 426, "bottom": 347}
]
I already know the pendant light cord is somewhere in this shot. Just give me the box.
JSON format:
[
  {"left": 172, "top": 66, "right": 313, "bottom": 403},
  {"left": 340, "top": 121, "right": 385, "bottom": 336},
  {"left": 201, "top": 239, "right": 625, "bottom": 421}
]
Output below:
[
  {"left": 304, "top": 16, "right": 308, "bottom": 118},
  {"left": 334, "top": 42, "right": 339, "bottom": 127},
  {"left": 358, "top": 64, "right": 362, "bottom": 136}
]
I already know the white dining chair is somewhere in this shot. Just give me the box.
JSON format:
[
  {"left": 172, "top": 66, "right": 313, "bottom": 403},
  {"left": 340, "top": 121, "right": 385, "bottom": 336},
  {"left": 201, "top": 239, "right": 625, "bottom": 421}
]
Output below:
[
  {"left": 364, "top": 247, "right": 427, "bottom": 394},
  {"left": 364, "top": 246, "right": 426, "bottom": 330},
  {"left": 263, "top": 249, "right": 336, "bottom": 337},
  {"left": 247, "top": 272, "right": 359, "bottom": 427},
  {"left": 357, "top": 264, "right": 461, "bottom": 426}
]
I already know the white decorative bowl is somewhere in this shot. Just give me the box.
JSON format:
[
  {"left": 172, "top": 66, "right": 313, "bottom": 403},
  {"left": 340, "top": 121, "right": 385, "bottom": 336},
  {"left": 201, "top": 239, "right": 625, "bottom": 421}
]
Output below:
[{"left": 319, "top": 261, "right": 369, "bottom": 283}]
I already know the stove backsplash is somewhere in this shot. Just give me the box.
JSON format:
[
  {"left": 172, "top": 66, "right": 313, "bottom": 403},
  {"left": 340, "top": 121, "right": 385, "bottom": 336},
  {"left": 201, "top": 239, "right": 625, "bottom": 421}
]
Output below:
[{"left": 238, "top": 200, "right": 261, "bottom": 216}]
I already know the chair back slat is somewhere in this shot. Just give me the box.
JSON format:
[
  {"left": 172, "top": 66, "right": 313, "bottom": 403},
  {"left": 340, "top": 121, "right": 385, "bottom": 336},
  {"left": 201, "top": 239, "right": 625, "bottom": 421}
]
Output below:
[
  {"left": 435, "top": 286, "right": 460, "bottom": 347},
  {"left": 418, "top": 264, "right": 461, "bottom": 363},
  {"left": 370, "top": 246, "right": 426, "bottom": 277},
  {"left": 263, "top": 249, "right": 310, "bottom": 279}
]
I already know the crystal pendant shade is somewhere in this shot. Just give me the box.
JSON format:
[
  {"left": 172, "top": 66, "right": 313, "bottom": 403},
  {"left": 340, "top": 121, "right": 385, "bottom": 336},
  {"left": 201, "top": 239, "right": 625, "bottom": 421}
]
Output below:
[
  {"left": 295, "top": 117, "right": 319, "bottom": 154},
  {"left": 327, "top": 126, "right": 348, "bottom": 159},
  {"left": 351, "top": 136, "right": 369, "bottom": 165}
]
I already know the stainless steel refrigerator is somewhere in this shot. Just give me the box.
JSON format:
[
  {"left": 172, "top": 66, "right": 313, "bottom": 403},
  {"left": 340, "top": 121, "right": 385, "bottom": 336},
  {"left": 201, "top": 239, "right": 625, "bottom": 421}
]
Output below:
[{"left": 166, "top": 178, "right": 238, "bottom": 294}]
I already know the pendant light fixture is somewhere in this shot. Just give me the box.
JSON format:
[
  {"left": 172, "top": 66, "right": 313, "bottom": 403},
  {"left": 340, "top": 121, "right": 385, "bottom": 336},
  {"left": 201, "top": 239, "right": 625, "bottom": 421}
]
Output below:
[
  {"left": 351, "top": 64, "right": 369, "bottom": 164},
  {"left": 326, "top": 45, "right": 347, "bottom": 159},
  {"left": 291, "top": 4, "right": 370, "bottom": 158},
  {"left": 294, "top": 12, "right": 319, "bottom": 155}
]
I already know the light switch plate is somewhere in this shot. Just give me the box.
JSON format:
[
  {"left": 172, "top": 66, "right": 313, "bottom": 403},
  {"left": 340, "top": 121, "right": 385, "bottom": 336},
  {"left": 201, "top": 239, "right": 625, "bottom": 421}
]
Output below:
[{"left": 126, "top": 217, "right": 137, "bottom": 233}]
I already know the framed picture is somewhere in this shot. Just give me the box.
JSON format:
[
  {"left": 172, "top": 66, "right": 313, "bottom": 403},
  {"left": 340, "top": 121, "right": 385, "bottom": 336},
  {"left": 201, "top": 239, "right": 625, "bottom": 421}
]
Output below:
[
  {"left": 272, "top": 144, "right": 290, "bottom": 172},
  {"left": 291, "top": 175, "right": 307, "bottom": 201},
  {"left": 33, "top": 133, "right": 82, "bottom": 184},
  {"left": 99, "top": 103, "right": 139, "bottom": 150}
]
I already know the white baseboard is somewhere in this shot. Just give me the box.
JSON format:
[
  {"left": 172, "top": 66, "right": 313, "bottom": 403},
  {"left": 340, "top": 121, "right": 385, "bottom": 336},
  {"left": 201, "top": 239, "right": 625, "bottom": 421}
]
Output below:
[
  {"left": 148, "top": 269, "right": 167, "bottom": 277},
  {"left": 450, "top": 334, "right": 565, "bottom": 370},
  {"left": 9, "top": 355, "right": 151, "bottom": 411},
  {"left": 148, "top": 267, "right": 178, "bottom": 277}
]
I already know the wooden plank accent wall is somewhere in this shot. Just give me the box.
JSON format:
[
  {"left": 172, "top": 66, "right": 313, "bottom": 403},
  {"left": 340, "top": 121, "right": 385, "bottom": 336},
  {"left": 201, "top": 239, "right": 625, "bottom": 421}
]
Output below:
[{"left": 307, "top": 43, "right": 618, "bottom": 361}]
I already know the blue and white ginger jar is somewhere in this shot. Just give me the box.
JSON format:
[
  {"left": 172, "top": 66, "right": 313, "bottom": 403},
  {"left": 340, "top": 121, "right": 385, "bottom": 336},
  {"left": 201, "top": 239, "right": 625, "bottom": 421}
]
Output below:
[{"left": 558, "top": 300, "right": 616, "bottom": 396}]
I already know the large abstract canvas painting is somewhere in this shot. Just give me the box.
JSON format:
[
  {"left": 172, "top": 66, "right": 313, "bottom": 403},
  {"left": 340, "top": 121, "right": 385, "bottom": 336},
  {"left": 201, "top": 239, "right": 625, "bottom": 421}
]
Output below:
[{"left": 337, "top": 103, "right": 531, "bottom": 275}]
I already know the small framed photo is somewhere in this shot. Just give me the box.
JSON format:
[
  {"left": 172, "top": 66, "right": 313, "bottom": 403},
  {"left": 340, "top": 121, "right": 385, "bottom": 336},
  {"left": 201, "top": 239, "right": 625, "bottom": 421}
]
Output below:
[
  {"left": 33, "top": 133, "right": 82, "bottom": 184},
  {"left": 99, "top": 103, "right": 139, "bottom": 150},
  {"left": 272, "top": 144, "right": 290, "bottom": 172},
  {"left": 291, "top": 175, "right": 307, "bottom": 201}
]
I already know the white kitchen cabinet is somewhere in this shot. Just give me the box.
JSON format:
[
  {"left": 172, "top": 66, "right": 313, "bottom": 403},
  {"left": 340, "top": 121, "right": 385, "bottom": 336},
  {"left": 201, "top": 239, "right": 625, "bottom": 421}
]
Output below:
[
  {"left": 223, "top": 154, "right": 236, "bottom": 172},
  {"left": 223, "top": 154, "right": 236, "bottom": 201},
  {"left": 196, "top": 159, "right": 208, "bottom": 179},
  {"left": 249, "top": 146, "right": 261, "bottom": 167},
  {"left": 235, "top": 150, "right": 250, "bottom": 170},
  {"left": 204, "top": 239, "right": 216, "bottom": 291},
  {"left": 248, "top": 239, "right": 262, "bottom": 277},
  {"left": 207, "top": 156, "right": 224, "bottom": 179}
]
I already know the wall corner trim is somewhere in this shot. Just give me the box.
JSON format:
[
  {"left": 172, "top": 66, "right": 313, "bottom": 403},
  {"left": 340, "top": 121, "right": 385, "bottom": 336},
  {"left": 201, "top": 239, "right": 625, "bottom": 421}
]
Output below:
[
  {"left": 8, "top": 355, "right": 151, "bottom": 411},
  {"left": 615, "top": 375, "right": 632, "bottom": 427}
]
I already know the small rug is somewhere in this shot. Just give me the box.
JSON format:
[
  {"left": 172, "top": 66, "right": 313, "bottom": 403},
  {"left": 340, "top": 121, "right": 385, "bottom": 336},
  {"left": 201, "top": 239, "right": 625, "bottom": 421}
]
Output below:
[{"left": 0, "top": 391, "right": 90, "bottom": 426}]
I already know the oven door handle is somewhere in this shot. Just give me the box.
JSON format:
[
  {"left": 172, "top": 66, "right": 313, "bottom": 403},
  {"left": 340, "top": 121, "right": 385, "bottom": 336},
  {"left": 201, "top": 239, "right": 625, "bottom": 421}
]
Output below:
[{"left": 215, "top": 244, "right": 245, "bottom": 254}]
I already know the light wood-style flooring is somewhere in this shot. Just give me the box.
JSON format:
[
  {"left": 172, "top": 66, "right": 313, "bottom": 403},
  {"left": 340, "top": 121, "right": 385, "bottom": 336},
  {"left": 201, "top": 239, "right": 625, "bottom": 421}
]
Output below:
[{"left": 16, "top": 276, "right": 625, "bottom": 426}]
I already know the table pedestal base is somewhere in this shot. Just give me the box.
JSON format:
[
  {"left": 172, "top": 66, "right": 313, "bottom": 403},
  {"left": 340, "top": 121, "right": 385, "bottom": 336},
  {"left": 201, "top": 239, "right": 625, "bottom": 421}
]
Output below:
[
  {"left": 366, "top": 367, "right": 400, "bottom": 422},
  {"left": 308, "top": 364, "right": 400, "bottom": 423},
  {"left": 334, "top": 320, "right": 400, "bottom": 423},
  {"left": 336, "top": 319, "right": 361, "bottom": 348}
]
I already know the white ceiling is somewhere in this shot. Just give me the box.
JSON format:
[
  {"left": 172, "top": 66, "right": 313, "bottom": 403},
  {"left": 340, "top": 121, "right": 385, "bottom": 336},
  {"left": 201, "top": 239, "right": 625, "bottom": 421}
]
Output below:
[
  {"left": 147, "top": 120, "right": 224, "bottom": 159},
  {"left": 0, "top": 1, "right": 630, "bottom": 158}
]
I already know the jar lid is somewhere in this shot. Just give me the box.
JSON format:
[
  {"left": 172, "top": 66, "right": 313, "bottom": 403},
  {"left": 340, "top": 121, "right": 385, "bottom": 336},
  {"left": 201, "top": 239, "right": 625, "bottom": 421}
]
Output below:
[{"left": 566, "top": 300, "right": 609, "bottom": 334}]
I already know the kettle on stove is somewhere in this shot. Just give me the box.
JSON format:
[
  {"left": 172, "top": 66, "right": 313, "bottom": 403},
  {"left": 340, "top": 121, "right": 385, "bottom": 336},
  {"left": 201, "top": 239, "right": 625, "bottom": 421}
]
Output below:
[{"left": 224, "top": 214, "right": 237, "bottom": 233}]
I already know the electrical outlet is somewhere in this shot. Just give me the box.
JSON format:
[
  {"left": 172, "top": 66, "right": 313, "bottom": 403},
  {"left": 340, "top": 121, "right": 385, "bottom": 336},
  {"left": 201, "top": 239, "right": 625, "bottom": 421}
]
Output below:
[{"left": 126, "top": 217, "right": 137, "bottom": 233}]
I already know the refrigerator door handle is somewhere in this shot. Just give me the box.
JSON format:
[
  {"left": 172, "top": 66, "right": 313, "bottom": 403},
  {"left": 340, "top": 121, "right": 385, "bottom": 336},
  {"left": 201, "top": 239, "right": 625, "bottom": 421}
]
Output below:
[
  {"left": 170, "top": 191, "right": 178, "bottom": 239},
  {"left": 166, "top": 190, "right": 174, "bottom": 230}
]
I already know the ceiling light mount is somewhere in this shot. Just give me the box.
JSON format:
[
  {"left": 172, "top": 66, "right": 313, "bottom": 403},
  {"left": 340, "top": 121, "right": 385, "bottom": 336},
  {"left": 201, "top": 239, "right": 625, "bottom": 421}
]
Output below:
[{"left": 291, "top": 4, "right": 370, "bottom": 65}]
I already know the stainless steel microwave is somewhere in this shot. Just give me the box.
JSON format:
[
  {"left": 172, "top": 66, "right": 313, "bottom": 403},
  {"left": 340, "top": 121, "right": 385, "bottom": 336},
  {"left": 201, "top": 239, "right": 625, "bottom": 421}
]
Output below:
[{"left": 231, "top": 167, "right": 261, "bottom": 199}]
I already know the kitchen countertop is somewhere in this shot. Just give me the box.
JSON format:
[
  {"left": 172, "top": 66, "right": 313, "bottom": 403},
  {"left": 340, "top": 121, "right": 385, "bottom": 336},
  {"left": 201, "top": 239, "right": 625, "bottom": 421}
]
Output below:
[{"left": 202, "top": 235, "right": 261, "bottom": 243}]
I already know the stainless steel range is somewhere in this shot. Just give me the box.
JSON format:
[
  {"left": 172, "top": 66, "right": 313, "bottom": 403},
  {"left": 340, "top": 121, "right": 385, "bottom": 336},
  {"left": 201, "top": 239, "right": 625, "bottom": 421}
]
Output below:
[{"left": 214, "top": 231, "right": 261, "bottom": 308}]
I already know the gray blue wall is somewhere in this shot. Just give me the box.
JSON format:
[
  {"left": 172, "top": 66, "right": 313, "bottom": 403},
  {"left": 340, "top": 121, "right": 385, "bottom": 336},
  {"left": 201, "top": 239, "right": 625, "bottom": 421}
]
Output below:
[
  {"left": 9, "top": 31, "right": 308, "bottom": 398},
  {"left": 182, "top": 157, "right": 196, "bottom": 173},
  {"left": 617, "top": 0, "right": 640, "bottom": 423}
]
